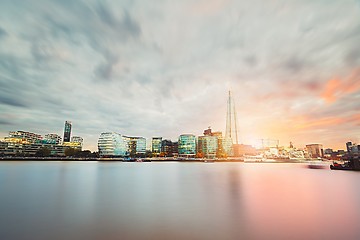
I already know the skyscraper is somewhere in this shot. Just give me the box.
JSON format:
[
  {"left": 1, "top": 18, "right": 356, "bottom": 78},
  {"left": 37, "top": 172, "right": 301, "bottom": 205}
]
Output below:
[
  {"left": 224, "top": 91, "right": 239, "bottom": 156},
  {"left": 63, "top": 121, "right": 72, "bottom": 143}
]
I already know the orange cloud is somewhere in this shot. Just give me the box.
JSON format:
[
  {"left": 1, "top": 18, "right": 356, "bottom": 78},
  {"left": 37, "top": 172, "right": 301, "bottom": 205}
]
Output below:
[
  {"left": 294, "top": 116, "right": 345, "bottom": 130},
  {"left": 321, "top": 69, "right": 360, "bottom": 103},
  {"left": 321, "top": 79, "right": 341, "bottom": 103}
]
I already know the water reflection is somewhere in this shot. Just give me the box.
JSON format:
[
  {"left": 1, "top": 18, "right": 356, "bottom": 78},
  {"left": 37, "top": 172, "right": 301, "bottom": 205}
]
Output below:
[{"left": 0, "top": 162, "right": 359, "bottom": 240}]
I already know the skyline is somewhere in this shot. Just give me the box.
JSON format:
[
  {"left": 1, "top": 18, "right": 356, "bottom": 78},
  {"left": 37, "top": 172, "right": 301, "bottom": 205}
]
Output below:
[{"left": 1, "top": 0, "right": 360, "bottom": 151}]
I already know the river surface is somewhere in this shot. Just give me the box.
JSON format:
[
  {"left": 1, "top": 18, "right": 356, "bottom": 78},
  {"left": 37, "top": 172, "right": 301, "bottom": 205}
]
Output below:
[{"left": 0, "top": 161, "right": 359, "bottom": 240}]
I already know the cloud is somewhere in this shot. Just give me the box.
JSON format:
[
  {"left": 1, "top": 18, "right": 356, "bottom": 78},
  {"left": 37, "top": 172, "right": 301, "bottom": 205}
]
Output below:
[
  {"left": 321, "top": 68, "right": 360, "bottom": 103},
  {"left": 0, "top": 27, "right": 7, "bottom": 39},
  {"left": 1, "top": 0, "right": 360, "bottom": 151}
]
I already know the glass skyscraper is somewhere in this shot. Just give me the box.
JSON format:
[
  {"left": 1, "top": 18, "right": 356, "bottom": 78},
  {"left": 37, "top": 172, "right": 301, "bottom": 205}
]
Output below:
[{"left": 63, "top": 121, "right": 72, "bottom": 143}]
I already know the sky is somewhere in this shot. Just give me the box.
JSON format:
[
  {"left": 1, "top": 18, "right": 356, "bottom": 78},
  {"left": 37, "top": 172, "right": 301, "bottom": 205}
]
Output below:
[{"left": 0, "top": 0, "right": 360, "bottom": 151}]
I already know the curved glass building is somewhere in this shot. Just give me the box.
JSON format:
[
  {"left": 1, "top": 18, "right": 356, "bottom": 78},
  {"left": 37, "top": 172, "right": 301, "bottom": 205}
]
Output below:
[
  {"left": 178, "top": 134, "right": 196, "bottom": 157},
  {"left": 98, "top": 132, "right": 128, "bottom": 157}
]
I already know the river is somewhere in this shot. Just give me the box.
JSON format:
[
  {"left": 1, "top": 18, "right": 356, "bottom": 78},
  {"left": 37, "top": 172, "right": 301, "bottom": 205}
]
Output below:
[{"left": 0, "top": 161, "right": 359, "bottom": 240}]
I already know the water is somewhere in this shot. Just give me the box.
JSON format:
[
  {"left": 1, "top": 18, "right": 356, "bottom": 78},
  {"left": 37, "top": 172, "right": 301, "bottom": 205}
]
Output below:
[{"left": 0, "top": 161, "right": 359, "bottom": 240}]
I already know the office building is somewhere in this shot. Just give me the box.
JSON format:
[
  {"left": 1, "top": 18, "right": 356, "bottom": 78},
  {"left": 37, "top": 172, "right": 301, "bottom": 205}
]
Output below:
[
  {"left": 6, "top": 131, "right": 43, "bottom": 144},
  {"left": 63, "top": 121, "right": 72, "bottom": 143},
  {"left": 45, "top": 133, "right": 62, "bottom": 145},
  {"left": 178, "top": 134, "right": 196, "bottom": 157},
  {"left": 161, "top": 139, "right": 178, "bottom": 157},
  {"left": 98, "top": 132, "right": 128, "bottom": 157},
  {"left": 71, "top": 136, "right": 84, "bottom": 146},
  {"left": 198, "top": 135, "right": 218, "bottom": 159},
  {"left": 126, "top": 136, "right": 146, "bottom": 156},
  {"left": 152, "top": 137, "right": 162, "bottom": 155}
]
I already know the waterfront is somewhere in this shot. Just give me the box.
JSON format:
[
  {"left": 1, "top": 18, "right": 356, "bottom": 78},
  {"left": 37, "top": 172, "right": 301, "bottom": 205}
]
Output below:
[{"left": 0, "top": 162, "right": 359, "bottom": 240}]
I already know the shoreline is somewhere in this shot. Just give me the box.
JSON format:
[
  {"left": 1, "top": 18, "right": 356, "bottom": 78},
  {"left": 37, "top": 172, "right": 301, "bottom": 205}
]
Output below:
[{"left": 0, "top": 157, "right": 329, "bottom": 163}]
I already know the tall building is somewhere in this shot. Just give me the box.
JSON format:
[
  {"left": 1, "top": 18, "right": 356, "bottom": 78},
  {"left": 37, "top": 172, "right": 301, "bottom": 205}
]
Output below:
[
  {"left": 152, "top": 137, "right": 162, "bottom": 155},
  {"left": 45, "top": 133, "right": 62, "bottom": 145},
  {"left": 178, "top": 134, "right": 196, "bottom": 157},
  {"left": 98, "top": 132, "right": 128, "bottom": 157},
  {"left": 63, "top": 121, "right": 72, "bottom": 143},
  {"left": 224, "top": 91, "right": 239, "bottom": 156}
]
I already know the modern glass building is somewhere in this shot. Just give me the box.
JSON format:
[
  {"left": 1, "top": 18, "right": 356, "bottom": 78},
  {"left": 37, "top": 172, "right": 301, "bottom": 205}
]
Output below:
[
  {"left": 198, "top": 135, "right": 218, "bottom": 159},
  {"left": 152, "top": 137, "right": 162, "bottom": 155},
  {"left": 126, "top": 137, "right": 146, "bottom": 155},
  {"left": 98, "top": 132, "right": 128, "bottom": 157},
  {"left": 45, "top": 133, "right": 62, "bottom": 145},
  {"left": 136, "top": 137, "right": 146, "bottom": 154},
  {"left": 63, "top": 121, "right": 72, "bottom": 143},
  {"left": 178, "top": 134, "right": 196, "bottom": 157}
]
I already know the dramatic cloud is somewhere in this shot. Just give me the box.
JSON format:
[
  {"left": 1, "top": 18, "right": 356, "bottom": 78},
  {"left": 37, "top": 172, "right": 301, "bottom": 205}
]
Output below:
[{"left": 1, "top": 0, "right": 360, "bottom": 150}]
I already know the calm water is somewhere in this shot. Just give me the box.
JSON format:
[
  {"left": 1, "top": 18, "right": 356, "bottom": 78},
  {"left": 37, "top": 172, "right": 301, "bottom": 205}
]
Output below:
[{"left": 0, "top": 161, "right": 359, "bottom": 240}]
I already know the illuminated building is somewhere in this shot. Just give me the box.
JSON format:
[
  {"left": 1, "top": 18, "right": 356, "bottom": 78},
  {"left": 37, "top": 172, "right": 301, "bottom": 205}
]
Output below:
[
  {"left": 178, "top": 134, "right": 196, "bottom": 157},
  {"left": 306, "top": 144, "right": 324, "bottom": 158},
  {"left": 152, "top": 137, "right": 162, "bottom": 156},
  {"left": 98, "top": 132, "right": 128, "bottom": 157},
  {"left": 126, "top": 136, "right": 146, "bottom": 155},
  {"left": 6, "top": 131, "right": 42, "bottom": 143},
  {"left": 63, "top": 141, "right": 82, "bottom": 151},
  {"left": 71, "top": 136, "right": 84, "bottom": 146},
  {"left": 63, "top": 121, "right": 72, "bottom": 143},
  {"left": 211, "top": 131, "right": 224, "bottom": 157},
  {"left": 198, "top": 135, "right": 218, "bottom": 159},
  {"left": 45, "top": 133, "right": 62, "bottom": 145}
]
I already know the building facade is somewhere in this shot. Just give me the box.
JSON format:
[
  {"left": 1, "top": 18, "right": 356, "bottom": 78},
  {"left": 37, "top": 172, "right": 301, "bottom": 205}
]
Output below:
[
  {"left": 152, "top": 137, "right": 162, "bottom": 156},
  {"left": 6, "top": 131, "right": 43, "bottom": 144},
  {"left": 161, "top": 140, "right": 178, "bottom": 157},
  {"left": 98, "top": 132, "right": 128, "bottom": 157},
  {"left": 178, "top": 134, "right": 196, "bottom": 157},
  {"left": 63, "top": 121, "right": 72, "bottom": 143},
  {"left": 71, "top": 136, "right": 84, "bottom": 146},
  {"left": 306, "top": 144, "right": 324, "bottom": 158},
  {"left": 126, "top": 136, "right": 146, "bottom": 156},
  {"left": 198, "top": 135, "right": 218, "bottom": 159},
  {"left": 45, "top": 133, "right": 62, "bottom": 145}
]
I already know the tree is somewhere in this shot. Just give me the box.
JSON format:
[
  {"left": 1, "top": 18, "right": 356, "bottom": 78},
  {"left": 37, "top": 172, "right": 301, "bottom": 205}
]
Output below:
[
  {"left": 196, "top": 152, "right": 204, "bottom": 158},
  {"left": 65, "top": 147, "right": 77, "bottom": 157}
]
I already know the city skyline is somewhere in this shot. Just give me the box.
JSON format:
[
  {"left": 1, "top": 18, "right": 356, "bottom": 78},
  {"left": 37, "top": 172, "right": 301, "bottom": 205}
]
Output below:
[{"left": 1, "top": 0, "right": 360, "bottom": 151}]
